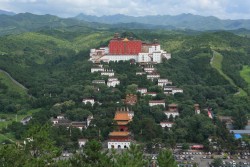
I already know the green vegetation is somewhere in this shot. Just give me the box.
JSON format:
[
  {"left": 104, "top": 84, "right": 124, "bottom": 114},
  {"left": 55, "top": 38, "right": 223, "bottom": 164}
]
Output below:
[
  {"left": 210, "top": 51, "right": 247, "bottom": 96},
  {"left": 240, "top": 65, "right": 250, "bottom": 84},
  {"left": 0, "top": 17, "right": 250, "bottom": 165}
]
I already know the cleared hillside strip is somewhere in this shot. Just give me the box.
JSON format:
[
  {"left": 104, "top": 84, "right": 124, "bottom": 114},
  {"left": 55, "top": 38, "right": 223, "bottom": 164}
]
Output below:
[{"left": 210, "top": 51, "right": 247, "bottom": 96}]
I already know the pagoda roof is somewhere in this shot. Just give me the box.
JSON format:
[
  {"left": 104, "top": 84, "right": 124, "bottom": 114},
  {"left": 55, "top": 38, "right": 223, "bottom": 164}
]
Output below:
[
  {"left": 109, "top": 131, "right": 130, "bottom": 137},
  {"left": 117, "top": 121, "right": 129, "bottom": 125},
  {"left": 168, "top": 103, "right": 178, "bottom": 107},
  {"left": 114, "top": 112, "right": 130, "bottom": 121}
]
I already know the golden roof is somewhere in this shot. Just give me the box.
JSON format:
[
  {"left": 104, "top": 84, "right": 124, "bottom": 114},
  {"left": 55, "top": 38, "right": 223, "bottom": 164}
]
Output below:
[
  {"left": 109, "top": 131, "right": 130, "bottom": 136},
  {"left": 123, "top": 38, "right": 129, "bottom": 42},
  {"left": 114, "top": 112, "right": 130, "bottom": 121},
  {"left": 117, "top": 121, "right": 129, "bottom": 125}
]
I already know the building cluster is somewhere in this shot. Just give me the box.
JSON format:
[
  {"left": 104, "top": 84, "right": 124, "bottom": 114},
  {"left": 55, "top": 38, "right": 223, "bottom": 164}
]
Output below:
[
  {"left": 89, "top": 33, "right": 171, "bottom": 63},
  {"left": 108, "top": 108, "right": 134, "bottom": 149},
  {"left": 91, "top": 66, "right": 120, "bottom": 87},
  {"left": 51, "top": 114, "right": 93, "bottom": 131},
  {"left": 149, "top": 103, "right": 202, "bottom": 130},
  {"left": 148, "top": 101, "right": 180, "bottom": 129},
  {"left": 136, "top": 64, "right": 183, "bottom": 95}
]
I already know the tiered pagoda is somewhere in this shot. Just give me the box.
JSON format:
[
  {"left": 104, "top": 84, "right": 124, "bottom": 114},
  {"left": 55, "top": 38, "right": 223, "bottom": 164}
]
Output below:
[{"left": 108, "top": 108, "right": 133, "bottom": 149}]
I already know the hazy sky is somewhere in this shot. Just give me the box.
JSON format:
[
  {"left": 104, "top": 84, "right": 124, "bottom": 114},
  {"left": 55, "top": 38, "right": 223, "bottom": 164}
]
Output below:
[{"left": 0, "top": 0, "right": 250, "bottom": 19}]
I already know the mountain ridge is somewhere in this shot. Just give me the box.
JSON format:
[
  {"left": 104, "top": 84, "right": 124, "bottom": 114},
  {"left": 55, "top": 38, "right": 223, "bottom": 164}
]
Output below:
[
  {"left": 0, "top": 9, "right": 16, "bottom": 16},
  {"left": 75, "top": 13, "right": 250, "bottom": 30}
]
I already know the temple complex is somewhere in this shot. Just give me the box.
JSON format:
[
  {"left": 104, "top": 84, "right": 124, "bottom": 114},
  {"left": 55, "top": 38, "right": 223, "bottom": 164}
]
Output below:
[{"left": 89, "top": 33, "right": 171, "bottom": 63}]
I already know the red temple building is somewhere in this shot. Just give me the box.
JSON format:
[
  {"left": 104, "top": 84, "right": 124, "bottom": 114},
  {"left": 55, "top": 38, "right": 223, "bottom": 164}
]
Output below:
[
  {"left": 89, "top": 33, "right": 171, "bottom": 63},
  {"left": 109, "top": 38, "right": 142, "bottom": 55}
]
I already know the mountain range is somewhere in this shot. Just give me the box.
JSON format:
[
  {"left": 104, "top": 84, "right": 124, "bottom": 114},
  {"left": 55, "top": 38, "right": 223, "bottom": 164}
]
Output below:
[
  {"left": 0, "top": 9, "right": 15, "bottom": 15},
  {"left": 75, "top": 13, "right": 250, "bottom": 31},
  {"left": 0, "top": 11, "right": 250, "bottom": 36}
]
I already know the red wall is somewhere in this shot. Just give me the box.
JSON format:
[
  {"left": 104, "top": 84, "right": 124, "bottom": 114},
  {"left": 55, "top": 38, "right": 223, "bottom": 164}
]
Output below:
[
  {"left": 118, "top": 125, "right": 128, "bottom": 131},
  {"left": 109, "top": 40, "right": 142, "bottom": 55}
]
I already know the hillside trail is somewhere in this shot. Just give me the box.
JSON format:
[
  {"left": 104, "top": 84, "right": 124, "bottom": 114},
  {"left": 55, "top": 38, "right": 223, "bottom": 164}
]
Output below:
[{"left": 0, "top": 69, "right": 28, "bottom": 90}]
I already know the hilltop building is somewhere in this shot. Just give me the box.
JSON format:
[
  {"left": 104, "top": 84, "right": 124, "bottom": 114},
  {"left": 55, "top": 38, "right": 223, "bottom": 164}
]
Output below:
[{"left": 89, "top": 33, "right": 171, "bottom": 63}]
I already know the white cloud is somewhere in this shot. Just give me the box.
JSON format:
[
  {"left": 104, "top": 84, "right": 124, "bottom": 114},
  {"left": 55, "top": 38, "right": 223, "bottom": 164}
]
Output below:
[{"left": 0, "top": 0, "right": 249, "bottom": 19}]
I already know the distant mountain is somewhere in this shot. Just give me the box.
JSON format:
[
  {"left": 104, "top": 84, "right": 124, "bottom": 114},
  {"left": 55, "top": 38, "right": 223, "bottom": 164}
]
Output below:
[
  {"left": 0, "top": 13, "right": 106, "bottom": 36},
  {"left": 75, "top": 13, "right": 250, "bottom": 30},
  {"left": 0, "top": 9, "right": 15, "bottom": 15}
]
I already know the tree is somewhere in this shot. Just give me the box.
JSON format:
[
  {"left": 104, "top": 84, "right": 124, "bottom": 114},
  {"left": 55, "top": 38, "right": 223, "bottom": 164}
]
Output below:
[
  {"left": 211, "top": 158, "right": 223, "bottom": 167},
  {"left": 70, "top": 140, "right": 111, "bottom": 167},
  {"left": 182, "top": 143, "right": 189, "bottom": 150},
  {"left": 157, "top": 149, "right": 178, "bottom": 167},
  {"left": 232, "top": 109, "right": 248, "bottom": 129},
  {"left": 126, "top": 84, "right": 138, "bottom": 94},
  {"left": 24, "top": 123, "right": 61, "bottom": 165},
  {"left": 115, "top": 144, "right": 149, "bottom": 167},
  {"left": 0, "top": 144, "right": 27, "bottom": 167}
]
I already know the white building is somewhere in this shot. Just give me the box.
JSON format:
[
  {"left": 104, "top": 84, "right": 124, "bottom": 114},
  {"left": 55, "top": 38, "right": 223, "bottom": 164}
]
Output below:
[
  {"left": 82, "top": 99, "right": 95, "bottom": 106},
  {"left": 160, "top": 122, "right": 174, "bottom": 129},
  {"left": 89, "top": 37, "right": 171, "bottom": 64},
  {"left": 137, "top": 88, "right": 147, "bottom": 94},
  {"left": 51, "top": 115, "right": 65, "bottom": 124},
  {"left": 71, "top": 122, "right": 87, "bottom": 131},
  {"left": 108, "top": 141, "right": 131, "bottom": 149},
  {"left": 149, "top": 100, "right": 165, "bottom": 107},
  {"left": 87, "top": 115, "right": 93, "bottom": 127},
  {"left": 101, "top": 70, "right": 115, "bottom": 77},
  {"left": 164, "top": 86, "right": 183, "bottom": 95},
  {"left": 144, "top": 92, "right": 157, "bottom": 97},
  {"left": 108, "top": 131, "right": 131, "bottom": 149},
  {"left": 172, "top": 88, "right": 183, "bottom": 95},
  {"left": 78, "top": 139, "right": 88, "bottom": 147},
  {"left": 128, "top": 110, "right": 134, "bottom": 120},
  {"left": 144, "top": 66, "right": 155, "bottom": 73},
  {"left": 164, "top": 111, "right": 179, "bottom": 118},
  {"left": 92, "top": 80, "right": 105, "bottom": 84},
  {"left": 147, "top": 73, "right": 160, "bottom": 80},
  {"left": 91, "top": 67, "right": 104, "bottom": 73},
  {"left": 136, "top": 72, "right": 146, "bottom": 75},
  {"left": 158, "top": 78, "right": 172, "bottom": 87},
  {"left": 107, "top": 77, "right": 120, "bottom": 87}
]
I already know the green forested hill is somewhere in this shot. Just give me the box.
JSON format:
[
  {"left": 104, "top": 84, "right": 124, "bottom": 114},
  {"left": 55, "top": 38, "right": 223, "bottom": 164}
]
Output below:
[
  {"left": 0, "top": 28, "right": 249, "bottom": 113},
  {"left": 0, "top": 26, "right": 250, "bottom": 156}
]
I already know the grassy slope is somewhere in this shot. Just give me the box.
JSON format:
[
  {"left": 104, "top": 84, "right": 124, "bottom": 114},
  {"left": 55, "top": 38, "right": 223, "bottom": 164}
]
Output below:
[
  {"left": 0, "top": 71, "right": 41, "bottom": 142},
  {"left": 0, "top": 108, "right": 41, "bottom": 143},
  {"left": 210, "top": 51, "right": 247, "bottom": 96},
  {"left": 0, "top": 70, "right": 27, "bottom": 96},
  {"left": 240, "top": 65, "right": 250, "bottom": 85}
]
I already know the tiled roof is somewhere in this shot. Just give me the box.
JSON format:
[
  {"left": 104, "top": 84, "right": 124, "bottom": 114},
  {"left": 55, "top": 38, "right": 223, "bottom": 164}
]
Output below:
[
  {"left": 114, "top": 112, "right": 130, "bottom": 121},
  {"left": 168, "top": 103, "right": 178, "bottom": 107},
  {"left": 109, "top": 131, "right": 130, "bottom": 136},
  {"left": 149, "top": 100, "right": 165, "bottom": 103},
  {"left": 117, "top": 121, "right": 129, "bottom": 125}
]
